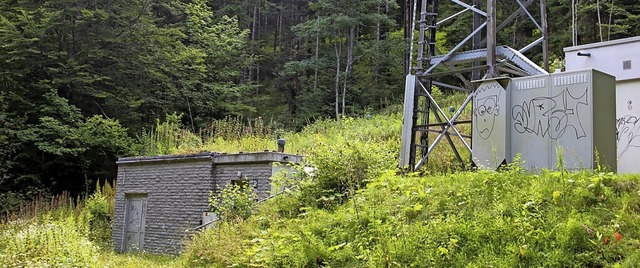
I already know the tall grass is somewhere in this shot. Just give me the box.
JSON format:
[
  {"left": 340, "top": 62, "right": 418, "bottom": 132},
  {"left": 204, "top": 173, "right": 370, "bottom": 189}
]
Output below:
[
  {"left": 3, "top": 96, "right": 640, "bottom": 267},
  {"left": 0, "top": 216, "right": 98, "bottom": 267},
  {"left": 0, "top": 182, "right": 121, "bottom": 267},
  {"left": 137, "top": 114, "right": 278, "bottom": 155},
  {"left": 137, "top": 113, "right": 203, "bottom": 156},
  {"left": 0, "top": 192, "right": 98, "bottom": 267},
  {"left": 134, "top": 91, "right": 474, "bottom": 172},
  {"left": 1, "top": 192, "right": 77, "bottom": 223},
  {"left": 135, "top": 112, "right": 405, "bottom": 164}
]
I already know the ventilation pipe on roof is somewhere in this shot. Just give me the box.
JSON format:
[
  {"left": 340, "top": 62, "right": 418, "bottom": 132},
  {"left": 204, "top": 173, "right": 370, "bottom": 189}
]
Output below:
[
  {"left": 277, "top": 138, "right": 286, "bottom": 153},
  {"left": 577, "top": 51, "right": 591, "bottom": 57}
]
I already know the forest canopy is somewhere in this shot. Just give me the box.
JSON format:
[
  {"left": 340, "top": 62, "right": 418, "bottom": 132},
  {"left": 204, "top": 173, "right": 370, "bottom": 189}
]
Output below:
[{"left": 1, "top": 0, "right": 639, "bottom": 211}]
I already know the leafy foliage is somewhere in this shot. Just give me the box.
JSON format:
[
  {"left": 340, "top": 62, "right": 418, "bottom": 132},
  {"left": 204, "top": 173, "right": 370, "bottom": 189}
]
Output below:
[
  {"left": 4, "top": 0, "right": 640, "bottom": 216},
  {"left": 2, "top": 110, "right": 640, "bottom": 267},
  {"left": 0, "top": 0, "right": 252, "bottom": 212},
  {"left": 295, "top": 118, "right": 397, "bottom": 209},
  {"left": 2, "top": 0, "right": 640, "bottom": 266},
  {"left": 82, "top": 181, "right": 116, "bottom": 249},
  {"left": 0, "top": 196, "right": 98, "bottom": 268},
  {"left": 209, "top": 183, "right": 256, "bottom": 222}
]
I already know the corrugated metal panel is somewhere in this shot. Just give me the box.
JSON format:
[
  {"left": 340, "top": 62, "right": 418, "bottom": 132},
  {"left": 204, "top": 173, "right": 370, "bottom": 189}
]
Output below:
[{"left": 399, "top": 74, "right": 416, "bottom": 168}]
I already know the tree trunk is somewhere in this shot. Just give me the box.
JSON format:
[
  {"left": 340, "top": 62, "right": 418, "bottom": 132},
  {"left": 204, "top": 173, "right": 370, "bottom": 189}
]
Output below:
[
  {"left": 341, "top": 26, "right": 355, "bottom": 116},
  {"left": 278, "top": 9, "right": 284, "bottom": 51},
  {"left": 334, "top": 30, "right": 342, "bottom": 120},
  {"left": 274, "top": 13, "right": 280, "bottom": 50},
  {"left": 314, "top": 17, "right": 320, "bottom": 92},
  {"left": 249, "top": 2, "right": 258, "bottom": 83}
]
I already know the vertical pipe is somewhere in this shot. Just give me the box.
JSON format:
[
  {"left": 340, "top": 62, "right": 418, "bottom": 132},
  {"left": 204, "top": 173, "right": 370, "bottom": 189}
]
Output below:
[
  {"left": 540, "top": 0, "right": 549, "bottom": 71},
  {"left": 421, "top": 0, "right": 436, "bottom": 160},
  {"left": 486, "top": 0, "right": 497, "bottom": 78},
  {"left": 472, "top": 0, "right": 483, "bottom": 80},
  {"left": 404, "top": 0, "right": 412, "bottom": 75},
  {"left": 572, "top": 0, "right": 577, "bottom": 46},
  {"left": 416, "top": 0, "right": 428, "bottom": 70},
  {"left": 405, "top": 0, "right": 420, "bottom": 167},
  {"left": 409, "top": 0, "right": 418, "bottom": 73},
  {"left": 400, "top": 75, "right": 416, "bottom": 168}
]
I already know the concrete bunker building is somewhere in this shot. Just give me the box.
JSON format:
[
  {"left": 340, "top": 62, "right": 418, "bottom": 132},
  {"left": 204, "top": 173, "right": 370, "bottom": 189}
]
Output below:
[{"left": 111, "top": 151, "right": 302, "bottom": 254}]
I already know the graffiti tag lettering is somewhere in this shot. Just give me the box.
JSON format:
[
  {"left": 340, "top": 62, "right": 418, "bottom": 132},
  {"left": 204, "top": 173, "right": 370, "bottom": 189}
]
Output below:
[
  {"left": 617, "top": 115, "right": 640, "bottom": 157},
  {"left": 511, "top": 87, "right": 588, "bottom": 140}
]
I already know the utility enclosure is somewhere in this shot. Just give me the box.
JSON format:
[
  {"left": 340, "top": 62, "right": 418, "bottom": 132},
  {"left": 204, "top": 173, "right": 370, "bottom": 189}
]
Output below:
[{"left": 471, "top": 69, "right": 617, "bottom": 171}]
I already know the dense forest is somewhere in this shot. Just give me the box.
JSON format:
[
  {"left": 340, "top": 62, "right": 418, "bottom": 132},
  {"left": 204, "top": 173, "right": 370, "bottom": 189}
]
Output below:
[{"left": 1, "top": 0, "right": 640, "bottom": 212}]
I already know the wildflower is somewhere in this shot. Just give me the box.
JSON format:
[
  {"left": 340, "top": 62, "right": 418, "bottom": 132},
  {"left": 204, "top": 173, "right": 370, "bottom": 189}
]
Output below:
[{"left": 614, "top": 232, "right": 622, "bottom": 242}]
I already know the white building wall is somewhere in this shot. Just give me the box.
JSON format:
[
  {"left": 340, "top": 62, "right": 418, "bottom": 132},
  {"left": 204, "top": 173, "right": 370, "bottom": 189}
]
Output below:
[
  {"left": 564, "top": 36, "right": 640, "bottom": 174},
  {"left": 615, "top": 79, "right": 640, "bottom": 174}
]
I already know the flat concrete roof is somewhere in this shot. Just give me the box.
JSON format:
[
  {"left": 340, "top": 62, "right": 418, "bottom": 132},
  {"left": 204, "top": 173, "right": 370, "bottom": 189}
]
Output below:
[
  {"left": 116, "top": 152, "right": 215, "bottom": 164},
  {"left": 116, "top": 152, "right": 303, "bottom": 165},
  {"left": 214, "top": 152, "right": 303, "bottom": 164},
  {"left": 564, "top": 36, "right": 640, "bottom": 52}
]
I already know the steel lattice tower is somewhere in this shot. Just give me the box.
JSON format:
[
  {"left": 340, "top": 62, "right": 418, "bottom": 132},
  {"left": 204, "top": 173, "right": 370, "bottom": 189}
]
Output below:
[{"left": 400, "top": 0, "right": 550, "bottom": 170}]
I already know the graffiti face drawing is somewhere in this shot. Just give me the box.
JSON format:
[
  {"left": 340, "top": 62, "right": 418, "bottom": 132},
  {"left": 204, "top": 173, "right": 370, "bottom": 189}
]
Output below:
[{"left": 473, "top": 84, "right": 502, "bottom": 140}]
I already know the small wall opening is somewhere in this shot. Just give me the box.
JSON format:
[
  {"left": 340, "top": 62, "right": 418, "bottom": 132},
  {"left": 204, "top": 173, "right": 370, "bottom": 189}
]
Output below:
[{"left": 231, "top": 179, "right": 248, "bottom": 189}]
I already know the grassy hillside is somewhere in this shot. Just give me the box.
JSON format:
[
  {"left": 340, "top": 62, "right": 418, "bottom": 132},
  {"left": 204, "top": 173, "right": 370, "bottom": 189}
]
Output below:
[
  {"left": 183, "top": 168, "right": 640, "bottom": 267},
  {"left": 2, "top": 109, "right": 640, "bottom": 267}
]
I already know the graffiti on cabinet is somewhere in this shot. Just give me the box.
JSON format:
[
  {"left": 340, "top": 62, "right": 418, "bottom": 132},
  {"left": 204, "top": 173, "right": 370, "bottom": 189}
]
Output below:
[
  {"left": 512, "top": 87, "right": 588, "bottom": 140},
  {"left": 473, "top": 83, "right": 503, "bottom": 140}
]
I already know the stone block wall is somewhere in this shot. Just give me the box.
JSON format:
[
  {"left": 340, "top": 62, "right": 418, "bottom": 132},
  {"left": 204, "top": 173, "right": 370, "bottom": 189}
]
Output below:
[
  {"left": 112, "top": 152, "right": 302, "bottom": 254},
  {"left": 213, "top": 163, "right": 274, "bottom": 199},
  {"left": 113, "top": 154, "right": 213, "bottom": 254}
]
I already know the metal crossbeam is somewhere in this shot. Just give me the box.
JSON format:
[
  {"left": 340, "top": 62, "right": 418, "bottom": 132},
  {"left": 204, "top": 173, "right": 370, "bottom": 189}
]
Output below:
[
  {"left": 423, "top": 21, "right": 487, "bottom": 74},
  {"left": 422, "top": 47, "right": 547, "bottom": 77},
  {"left": 415, "top": 90, "right": 474, "bottom": 170},
  {"left": 451, "top": 0, "right": 487, "bottom": 16}
]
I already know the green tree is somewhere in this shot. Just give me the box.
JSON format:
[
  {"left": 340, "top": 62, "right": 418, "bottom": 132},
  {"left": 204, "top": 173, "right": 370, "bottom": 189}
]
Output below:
[
  {"left": 182, "top": 1, "right": 255, "bottom": 128},
  {"left": 290, "top": 0, "right": 400, "bottom": 119}
]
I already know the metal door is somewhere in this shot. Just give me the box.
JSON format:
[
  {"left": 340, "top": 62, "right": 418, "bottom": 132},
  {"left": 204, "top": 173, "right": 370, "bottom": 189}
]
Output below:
[{"left": 125, "top": 194, "right": 147, "bottom": 252}]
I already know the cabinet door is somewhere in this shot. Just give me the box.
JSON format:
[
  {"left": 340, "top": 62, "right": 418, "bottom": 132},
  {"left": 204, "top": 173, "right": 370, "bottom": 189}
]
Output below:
[
  {"left": 510, "top": 76, "right": 551, "bottom": 170},
  {"left": 550, "top": 71, "right": 592, "bottom": 170}
]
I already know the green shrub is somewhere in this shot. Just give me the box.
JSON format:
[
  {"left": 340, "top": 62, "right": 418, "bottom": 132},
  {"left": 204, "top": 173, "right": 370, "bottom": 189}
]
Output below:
[
  {"left": 182, "top": 220, "right": 256, "bottom": 267},
  {"left": 137, "top": 113, "right": 203, "bottom": 156},
  {"left": 296, "top": 125, "right": 396, "bottom": 209},
  {"left": 82, "top": 181, "right": 115, "bottom": 248},
  {"left": 209, "top": 183, "right": 256, "bottom": 222}
]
